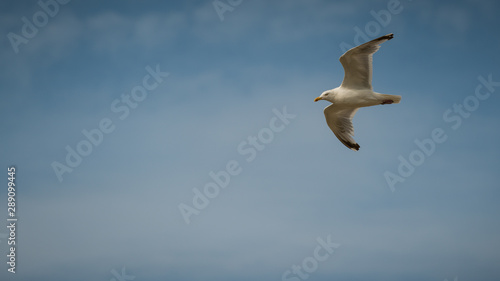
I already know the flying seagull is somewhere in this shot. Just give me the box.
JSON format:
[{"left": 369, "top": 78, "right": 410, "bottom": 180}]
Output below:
[{"left": 314, "top": 33, "right": 401, "bottom": 151}]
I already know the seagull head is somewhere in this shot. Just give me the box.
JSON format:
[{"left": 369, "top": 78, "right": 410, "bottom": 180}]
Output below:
[{"left": 314, "top": 90, "right": 336, "bottom": 103}]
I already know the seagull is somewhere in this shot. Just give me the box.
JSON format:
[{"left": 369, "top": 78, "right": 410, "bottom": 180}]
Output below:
[{"left": 314, "top": 33, "right": 401, "bottom": 151}]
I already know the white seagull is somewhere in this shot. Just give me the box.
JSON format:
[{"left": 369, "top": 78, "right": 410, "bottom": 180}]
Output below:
[{"left": 314, "top": 33, "right": 401, "bottom": 151}]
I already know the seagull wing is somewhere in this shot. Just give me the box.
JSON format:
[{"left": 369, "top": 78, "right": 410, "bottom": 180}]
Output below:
[
  {"left": 324, "top": 105, "right": 360, "bottom": 151},
  {"left": 339, "top": 33, "right": 393, "bottom": 90}
]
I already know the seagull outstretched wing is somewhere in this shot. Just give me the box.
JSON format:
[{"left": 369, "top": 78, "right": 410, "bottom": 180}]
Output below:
[
  {"left": 339, "top": 33, "right": 393, "bottom": 90},
  {"left": 324, "top": 105, "right": 360, "bottom": 151}
]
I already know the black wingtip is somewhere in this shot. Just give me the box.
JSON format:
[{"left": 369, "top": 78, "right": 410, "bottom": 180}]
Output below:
[
  {"left": 385, "top": 33, "right": 394, "bottom": 40},
  {"left": 345, "top": 142, "right": 360, "bottom": 151}
]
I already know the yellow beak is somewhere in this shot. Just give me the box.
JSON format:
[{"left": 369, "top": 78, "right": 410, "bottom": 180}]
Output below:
[{"left": 314, "top": 97, "right": 322, "bottom": 102}]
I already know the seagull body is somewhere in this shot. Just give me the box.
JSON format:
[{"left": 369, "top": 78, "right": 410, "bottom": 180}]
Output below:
[{"left": 314, "top": 33, "right": 401, "bottom": 151}]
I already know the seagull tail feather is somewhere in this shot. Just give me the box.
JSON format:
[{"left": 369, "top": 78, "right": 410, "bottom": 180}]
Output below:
[{"left": 377, "top": 94, "right": 401, "bottom": 104}]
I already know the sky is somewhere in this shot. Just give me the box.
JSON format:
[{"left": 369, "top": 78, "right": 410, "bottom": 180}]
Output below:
[{"left": 1, "top": 0, "right": 500, "bottom": 280}]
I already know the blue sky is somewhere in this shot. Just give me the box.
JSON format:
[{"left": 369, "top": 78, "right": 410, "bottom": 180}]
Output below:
[{"left": 1, "top": 0, "right": 500, "bottom": 280}]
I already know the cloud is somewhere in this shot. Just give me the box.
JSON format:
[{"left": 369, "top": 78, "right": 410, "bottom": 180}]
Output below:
[{"left": 86, "top": 11, "right": 187, "bottom": 53}]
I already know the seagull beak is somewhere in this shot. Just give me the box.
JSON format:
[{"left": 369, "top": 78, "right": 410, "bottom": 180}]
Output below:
[{"left": 314, "top": 97, "right": 321, "bottom": 102}]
